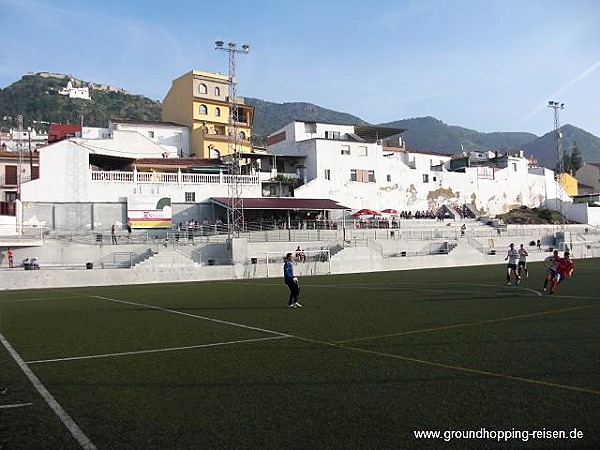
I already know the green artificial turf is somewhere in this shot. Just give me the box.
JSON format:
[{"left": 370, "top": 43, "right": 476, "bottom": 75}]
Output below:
[{"left": 1, "top": 260, "right": 599, "bottom": 449}]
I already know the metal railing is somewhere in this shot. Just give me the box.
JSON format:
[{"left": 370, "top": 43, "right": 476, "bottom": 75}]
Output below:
[{"left": 90, "top": 170, "right": 259, "bottom": 185}]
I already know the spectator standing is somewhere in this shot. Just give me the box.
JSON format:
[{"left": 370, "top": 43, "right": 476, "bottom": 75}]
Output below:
[
  {"left": 111, "top": 224, "right": 117, "bottom": 244},
  {"left": 283, "top": 252, "right": 301, "bottom": 308},
  {"left": 7, "top": 247, "right": 14, "bottom": 268}
]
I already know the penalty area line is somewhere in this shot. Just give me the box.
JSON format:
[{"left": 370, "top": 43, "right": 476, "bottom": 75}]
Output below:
[
  {"left": 89, "top": 295, "right": 292, "bottom": 338},
  {"left": 26, "top": 335, "right": 290, "bottom": 365},
  {"left": 0, "top": 332, "right": 96, "bottom": 450}
]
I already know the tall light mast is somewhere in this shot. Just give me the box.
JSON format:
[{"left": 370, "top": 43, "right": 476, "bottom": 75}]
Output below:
[
  {"left": 547, "top": 100, "right": 565, "bottom": 174},
  {"left": 548, "top": 100, "right": 566, "bottom": 226},
  {"left": 215, "top": 40, "right": 250, "bottom": 238}
]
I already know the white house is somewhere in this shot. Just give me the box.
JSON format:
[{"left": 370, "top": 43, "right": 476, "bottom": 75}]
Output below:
[
  {"left": 266, "top": 120, "right": 569, "bottom": 217},
  {"left": 19, "top": 131, "right": 260, "bottom": 229}
]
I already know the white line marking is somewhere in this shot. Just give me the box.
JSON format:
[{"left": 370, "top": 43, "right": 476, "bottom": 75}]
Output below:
[
  {"left": 0, "top": 332, "right": 96, "bottom": 450},
  {"left": 1, "top": 295, "right": 86, "bottom": 303},
  {"left": 0, "top": 402, "right": 34, "bottom": 409},
  {"left": 89, "top": 295, "right": 292, "bottom": 338},
  {"left": 27, "top": 335, "right": 289, "bottom": 365}
]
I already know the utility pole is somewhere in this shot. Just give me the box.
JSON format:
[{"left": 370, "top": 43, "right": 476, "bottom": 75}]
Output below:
[
  {"left": 215, "top": 40, "right": 250, "bottom": 238},
  {"left": 28, "top": 126, "right": 33, "bottom": 176},
  {"left": 17, "top": 115, "right": 23, "bottom": 200}
]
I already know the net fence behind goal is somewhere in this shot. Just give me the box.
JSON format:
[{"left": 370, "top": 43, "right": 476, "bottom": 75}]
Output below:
[
  {"left": 558, "top": 240, "right": 600, "bottom": 259},
  {"left": 265, "top": 250, "right": 331, "bottom": 278}
]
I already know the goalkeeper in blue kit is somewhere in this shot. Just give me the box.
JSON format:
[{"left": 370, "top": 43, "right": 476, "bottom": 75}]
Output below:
[{"left": 283, "top": 252, "right": 301, "bottom": 308}]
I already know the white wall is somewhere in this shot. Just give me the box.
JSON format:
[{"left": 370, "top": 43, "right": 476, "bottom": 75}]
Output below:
[{"left": 269, "top": 121, "right": 570, "bottom": 217}]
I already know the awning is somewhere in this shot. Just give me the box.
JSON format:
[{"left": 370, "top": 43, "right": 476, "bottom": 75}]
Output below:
[{"left": 210, "top": 197, "right": 349, "bottom": 211}]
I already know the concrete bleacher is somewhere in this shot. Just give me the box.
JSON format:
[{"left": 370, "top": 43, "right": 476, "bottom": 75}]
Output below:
[{"left": 0, "top": 220, "right": 597, "bottom": 291}]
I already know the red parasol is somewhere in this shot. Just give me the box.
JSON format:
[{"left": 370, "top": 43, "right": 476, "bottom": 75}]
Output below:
[
  {"left": 381, "top": 208, "right": 398, "bottom": 214},
  {"left": 352, "top": 208, "right": 379, "bottom": 217}
]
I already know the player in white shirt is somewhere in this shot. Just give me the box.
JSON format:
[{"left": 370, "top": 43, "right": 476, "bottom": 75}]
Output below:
[
  {"left": 505, "top": 243, "right": 521, "bottom": 285},
  {"left": 517, "top": 244, "right": 529, "bottom": 278}
]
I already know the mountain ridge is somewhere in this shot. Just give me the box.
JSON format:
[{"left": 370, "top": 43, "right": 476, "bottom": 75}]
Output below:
[{"left": 2, "top": 73, "right": 599, "bottom": 168}]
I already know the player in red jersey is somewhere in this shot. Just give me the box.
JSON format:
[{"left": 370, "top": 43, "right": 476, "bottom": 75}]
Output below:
[{"left": 548, "top": 251, "right": 574, "bottom": 295}]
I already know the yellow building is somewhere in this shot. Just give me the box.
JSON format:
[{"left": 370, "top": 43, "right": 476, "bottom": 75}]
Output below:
[
  {"left": 162, "top": 70, "right": 254, "bottom": 159},
  {"left": 557, "top": 172, "right": 578, "bottom": 197}
]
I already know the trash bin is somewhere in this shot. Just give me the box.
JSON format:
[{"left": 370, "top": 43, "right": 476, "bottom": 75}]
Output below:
[{"left": 86, "top": 262, "right": 93, "bottom": 269}]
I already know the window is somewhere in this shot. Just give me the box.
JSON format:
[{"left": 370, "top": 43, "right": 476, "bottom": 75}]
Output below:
[
  {"left": 324, "top": 169, "right": 331, "bottom": 180},
  {"left": 357, "top": 146, "right": 368, "bottom": 156},
  {"left": 386, "top": 174, "right": 391, "bottom": 182},
  {"left": 174, "top": 133, "right": 182, "bottom": 142},
  {"left": 185, "top": 192, "right": 195, "bottom": 202},
  {"left": 147, "top": 131, "right": 155, "bottom": 139},
  {"left": 304, "top": 122, "right": 317, "bottom": 133},
  {"left": 423, "top": 174, "right": 429, "bottom": 183},
  {"left": 199, "top": 104, "right": 207, "bottom": 115},
  {"left": 350, "top": 169, "right": 375, "bottom": 183},
  {"left": 215, "top": 107, "right": 221, "bottom": 117},
  {"left": 214, "top": 86, "right": 220, "bottom": 96},
  {"left": 239, "top": 131, "right": 246, "bottom": 139},
  {"left": 512, "top": 163, "right": 517, "bottom": 172},
  {"left": 325, "top": 131, "right": 340, "bottom": 140},
  {"left": 198, "top": 84, "right": 207, "bottom": 94},
  {"left": 341, "top": 145, "right": 350, "bottom": 155}
]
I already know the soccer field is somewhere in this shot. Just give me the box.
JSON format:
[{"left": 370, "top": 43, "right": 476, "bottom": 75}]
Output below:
[{"left": 1, "top": 259, "right": 599, "bottom": 449}]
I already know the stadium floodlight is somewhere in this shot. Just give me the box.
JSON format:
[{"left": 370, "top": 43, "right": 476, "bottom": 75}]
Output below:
[{"left": 214, "top": 40, "right": 250, "bottom": 238}]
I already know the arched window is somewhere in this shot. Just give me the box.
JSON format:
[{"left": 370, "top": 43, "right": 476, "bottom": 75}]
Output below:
[
  {"left": 239, "top": 131, "right": 246, "bottom": 139},
  {"left": 198, "top": 84, "right": 207, "bottom": 94},
  {"left": 214, "top": 86, "right": 221, "bottom": 96},
  {"left": 215, "top": 107, "right": 221, "bottom": 117},
  {"left": 199, "top": 104, "right": 207, "bottom": 115}
]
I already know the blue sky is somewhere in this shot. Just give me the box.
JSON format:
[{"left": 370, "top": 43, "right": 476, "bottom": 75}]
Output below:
[{"left": 1, "top": 0, "right": 599, "bottom": 139}]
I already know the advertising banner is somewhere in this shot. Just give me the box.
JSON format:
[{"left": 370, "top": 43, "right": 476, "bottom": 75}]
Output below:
[{"left": 127, "top": 195, "right": 172, "bottom": 229}]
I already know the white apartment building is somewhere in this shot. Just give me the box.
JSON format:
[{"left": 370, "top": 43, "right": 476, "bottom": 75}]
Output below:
[
  {"left": 19, "top": 129, "right": 260, "bottom": 230},
  {"left": 267, "top": 120, "right": 568, "bottom": 217}
]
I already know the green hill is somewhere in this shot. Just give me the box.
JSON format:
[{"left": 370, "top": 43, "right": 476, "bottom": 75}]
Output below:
[
  {"left": 521, "top": 124, "right": 600, "bottom": 168},
  {"left": 380, "top": 116, "right": 538, "bottom": 153},
  {"left": 0, "top": 73, "right": 161, "bottom": 129}
]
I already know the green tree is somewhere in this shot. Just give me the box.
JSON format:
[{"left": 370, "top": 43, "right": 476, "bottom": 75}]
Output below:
[{"left": 569, "top": 141, "right": 583, "bottom": 174}]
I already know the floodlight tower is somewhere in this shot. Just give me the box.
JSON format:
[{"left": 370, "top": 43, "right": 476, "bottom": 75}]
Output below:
[
  {"left": 215, "top": 40, "right": 250, "bottom": 238},
  {"left": 548, "top": 100, "right": 565, "bottom": 226},
  {"left": 547, "top": 101, "right": 565, "bottom": 174}
]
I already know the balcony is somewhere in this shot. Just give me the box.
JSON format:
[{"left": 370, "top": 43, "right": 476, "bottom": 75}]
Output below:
[{"left": 90, "top": 168, "right": 259, "bottom": 186}]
